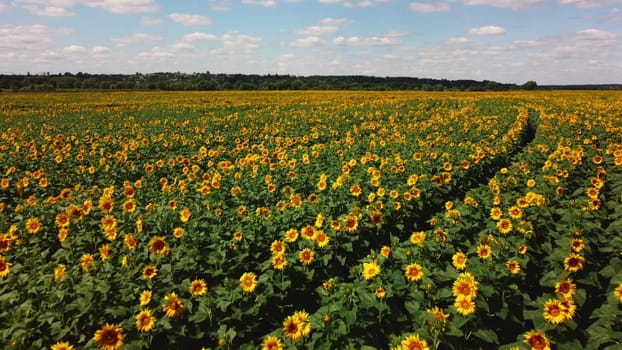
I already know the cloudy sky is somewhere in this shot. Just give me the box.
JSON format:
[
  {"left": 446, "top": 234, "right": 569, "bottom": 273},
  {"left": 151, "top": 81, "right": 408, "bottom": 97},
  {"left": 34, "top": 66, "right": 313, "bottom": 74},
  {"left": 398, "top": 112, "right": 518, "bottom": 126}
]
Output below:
[{"left": 1, "top": 0, "right": 621, "bottom": 84}]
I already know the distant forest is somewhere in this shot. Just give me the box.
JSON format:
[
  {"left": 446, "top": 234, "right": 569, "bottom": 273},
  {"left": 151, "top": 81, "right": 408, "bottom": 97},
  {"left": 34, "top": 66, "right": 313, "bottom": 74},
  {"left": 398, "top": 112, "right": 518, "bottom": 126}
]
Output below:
[{"left": 0, "top": 72, "right": 620, "bottom": 92}]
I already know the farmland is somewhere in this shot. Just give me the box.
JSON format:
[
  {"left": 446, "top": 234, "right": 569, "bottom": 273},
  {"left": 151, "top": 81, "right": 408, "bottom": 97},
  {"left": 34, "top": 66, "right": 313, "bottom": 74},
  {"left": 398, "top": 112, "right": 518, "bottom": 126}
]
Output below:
[{"left": 0, "top": 90, "right": 621, "bottom": 350}]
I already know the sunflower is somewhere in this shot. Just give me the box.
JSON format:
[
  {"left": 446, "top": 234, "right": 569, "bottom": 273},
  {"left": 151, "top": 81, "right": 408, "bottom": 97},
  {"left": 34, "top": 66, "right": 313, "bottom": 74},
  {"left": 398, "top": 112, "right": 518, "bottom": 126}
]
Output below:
[
  {"left": 124, "top": 234, "right": 137, "bottom": 250},
  {"left": 55, "top": 212, "right": 70, "bottom": 228},
  {"left": 489, "top": 207, "right": 503, "bottom": 220},
  {"left": 162, "top": 292, "right": 184, "bottom": 318},
  {"left": 299, "top": 248, "right": 315, "bottom": 266},
  {"left": 454, "top": 296, "right": 476, "bottom": 316},
  {"left": 362, "top": 261, "right": 381, "bottom": 280},
  {"left": 452, "top": 272, "right": 478, "bottom": 299},
  {"left": 543, "top": 299, "right": 567, "bottom": 324},
  {"left": 149, "top": 236, "right": 170, "bottom": 255},
  {"left": 477, "top": 244, "right": 492, "bottom": 259},
  {"left": 315, "top": 231, "right": 329, "bottom": 248},
  {"left": 51, "top": 341, "right": 74, "bottom": 350},
  {"left": 135, "top": 309, "right": 156, "bottom": 332},
  {"left": 139, "top": 290, "right": 152, "bottom": 306},
  {"left": 350, "top": 184, "right": 362, "bottom": 197},
  {"left": 560, "top": 298, "right": 576, "bottom": 320},
  {"left": 80, "top": 253, "right": 95, "bottom": 273},
  {"left": 380, "top": 245, "right": 391, "bottom": 258},
  {"left": 426, "top": 306, "right": 449, "bottom": 328},
  {"left": 570, "top": 239, "right": 585, "bottom": 252},
  {"left": 563, "top": 253, "right": 584, "bottom": 273},
  {"left": 496, "top": 219, "right": 513, "bottom": 234},
  {"left": 400, "top": 334, "right": 429, "bottom": 350},
  {"left": 58, "top": 228, "right": 69, "bottom": 243},
  {"left": 518, "top": 244, "right": 528, "bottom": 255},
  {"left": 508, "top": 206, "right": 522, "bottom": 219},
  {"left": 93, "top": 323, "right": 124, "bottom": 350},
  {"left": 375, "top": 287, "right": 386, "bottom": 299},
  {"left": 555, "top": 279, "right": 576, "bottom": 299},
  {"left": 261, "top": 336, "right": 283, "bottom": 350},
  {"left": 370, "top": 210, "right": 384, "bottom": 225},
  {"left": 142, "top": 265, "right": 157, "bottom": 280},
  {"left": 122, "top": 199, "right": 136, "bottom": 213},
  {"left": 405, "top": 263, "right": 424, "bottom": 282},
  {"left": 0, "top": 234, "right": 11, "bottom": 253},
  {"left": 25, "top": 217, "right": 42, "bottom": 234},
  {"left": 506, "top": 260, "right": 521, "bottom": 274},
  {"left": 0, "top": 256, "right": 11, "bottom": 278},
  {"left": 284, "top": 228, "right": 299, "bottom": 243},
  {"left": 100, "top": 215, "right": 117, "bottom": 231},
  {"left": 452, "top": 252, "right": 467, "bottom": 270},
  {"left": 189, "top": 279, "right": 208, "bottom": 296},
  {"left": 282, "top": 315, "right": 303, "bottom": 341},
  {"left": 292, "top": 310, "right": 311, "bottom": 335},
  {"left": 98, "top": 197, "right": 114, "bottom": 213},
  {"left": 341, "top": 215, "right": 358, "bottom": 233},
  {"left": 270, "top": 240, "right": 286, "bottom": 255},
  {"left": 123, "top": 185, "right": 135, "bottom": 197},
  {"left": 301, "top": 225, "right": 316, "bottom": 241},
  {"left": 409, "top": 231, "right": 426, "bottom": 247},
  {"left": 240, "top": 272, "right": 258, "bottom": 293},
  {"left": 136, "top": 216, "right": 143, "bottom": 233},
  {"left": 179, "top": 207, "right": 191, "bottom": 223},
  {"left": 173, "top": 227, "right": 184, "bottom": 239},
  {"left": 54, "top": 264, "right": 66, "bottom": 282},
  {"left": 99, "top": 244, "right": 110, "bottom": 261},
  {"left": 523, "top": 330, "right": 551, "bottom": 350},
  {"left": 272, "top": 254, "right": 287, "bottom": 270}
]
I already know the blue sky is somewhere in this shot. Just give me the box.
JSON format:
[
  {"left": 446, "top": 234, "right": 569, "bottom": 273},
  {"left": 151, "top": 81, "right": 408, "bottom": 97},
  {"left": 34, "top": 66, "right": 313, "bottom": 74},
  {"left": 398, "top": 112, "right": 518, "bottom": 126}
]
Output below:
[{"left": 1, "top": 0, "right": 621, "bottom": 84}]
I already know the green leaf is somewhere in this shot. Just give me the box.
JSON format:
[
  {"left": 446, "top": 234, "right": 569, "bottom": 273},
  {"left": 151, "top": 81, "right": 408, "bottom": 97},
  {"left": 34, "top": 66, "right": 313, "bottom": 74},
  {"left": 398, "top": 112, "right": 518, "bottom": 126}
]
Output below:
[
  {"left": 473, "top": 328, "right": 499, "bottom": 344},
  {"left": 404, "top": 300, "right": 420, "bottom": 315}
]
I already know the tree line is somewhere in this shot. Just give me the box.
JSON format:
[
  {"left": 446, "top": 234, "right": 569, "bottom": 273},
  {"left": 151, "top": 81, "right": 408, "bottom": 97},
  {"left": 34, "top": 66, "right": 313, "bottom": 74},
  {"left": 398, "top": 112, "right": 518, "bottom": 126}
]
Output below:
[{"left": 0, "top": 72, "right": 549, "bottom": 92}]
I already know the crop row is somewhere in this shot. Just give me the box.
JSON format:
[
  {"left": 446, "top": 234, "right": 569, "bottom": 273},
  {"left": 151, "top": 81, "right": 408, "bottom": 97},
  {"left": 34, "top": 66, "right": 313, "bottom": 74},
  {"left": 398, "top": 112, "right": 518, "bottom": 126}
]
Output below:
[{"left": 0, "top": 91, "right": 621, "bottom": 350}]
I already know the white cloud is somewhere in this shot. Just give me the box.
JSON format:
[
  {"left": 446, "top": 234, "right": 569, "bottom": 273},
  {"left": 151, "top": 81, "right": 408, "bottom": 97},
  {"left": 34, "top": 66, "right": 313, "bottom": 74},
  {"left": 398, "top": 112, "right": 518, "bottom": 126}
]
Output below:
[
  {"left": 12, "top": 0, "right": 158, "bottom": 15},
  {"left": 91, "top": 45, "right": 111, "bottom": 57},
  {"left": 11, "top": 0, "right": 76, "bottom": 16},
  {"left": 290, "top": 36, "right": 325, "bottom": 47},
  {"left": 318, "top": 0, "right": 388, "bottom": 7},
  {"left": 111, "top": 33, "right": 162, "bottom": 46},
  {"left": 469, "top": 25, "right": 506, "bottom": 35},
  {"left": 172, "top": 42, "right": 195, "bottom": 52},
  {"left": 63, "top": 44, "right": 87, "bottom": 53},
  {"left": 453, "top": 0, "right": 544, "bottom": 10},
  {"left": 320, "top": 17, "right": 356, "bottom": 25},
  {"left": 22, "top": 5, "right": 75, "bottom": 16},
  {"left": 447, "top": 37, "right": 470, "bottom": 44},
  {"left": 222, "top": 32, "right": 262, "bottom": 52},
  {"left": 576, "top": 28, "right": 617, "bottom": 41},
  {"left": 169, "top": 13, "right": 212, "bottom": 26},
  {"left": 409, "top": 2, "right": 450, "bottom": 12},
  {"left": 296, "top": 25, "right": 339, "bottom": 36},
  {"left": 333, "top": 33, "right": 402, "bottom": 46},
  {"left": 559, "top": 0, "right": 622, "bottom": 9},
  {"left": 208, "top": 0, "right": 232, "bottom": 10},
  {"left": 242, "top": 0, "right": 277, "bottom": 7},
  {"left": 0, "top": 24, "right": 55, "bottom": 50},
  {"left": 138, "top": 46, "right": 174, "bottom": 59},
  {"left": 182, "top": 32, "right": 219, "bottom": 42},
  {"left": 140, "top": 16, "right": 162, "bottom": 25},
  {"left": 82, "top": 0, "right": 158, "bottom": 14}
]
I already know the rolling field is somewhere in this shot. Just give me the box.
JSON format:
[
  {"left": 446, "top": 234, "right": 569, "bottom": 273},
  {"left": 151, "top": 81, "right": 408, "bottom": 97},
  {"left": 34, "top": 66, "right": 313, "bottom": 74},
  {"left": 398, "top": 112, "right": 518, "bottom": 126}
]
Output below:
[{"left": 0, "top": 90, "right": 621, "bottom": 350}]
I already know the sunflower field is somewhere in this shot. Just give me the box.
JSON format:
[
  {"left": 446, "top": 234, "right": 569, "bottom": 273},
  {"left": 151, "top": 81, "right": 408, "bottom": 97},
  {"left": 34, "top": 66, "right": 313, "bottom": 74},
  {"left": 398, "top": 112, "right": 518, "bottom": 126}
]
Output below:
[{"left": 0, "top": 90, "right": 621, "bottom": 350}]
